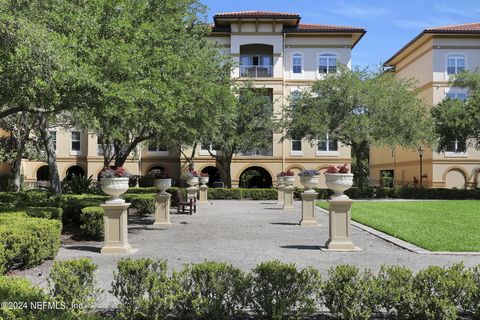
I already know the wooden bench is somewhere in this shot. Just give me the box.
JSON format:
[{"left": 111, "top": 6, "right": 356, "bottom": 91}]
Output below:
[{"left": 177, "top": 190, "right": 196, "bottom": 215}]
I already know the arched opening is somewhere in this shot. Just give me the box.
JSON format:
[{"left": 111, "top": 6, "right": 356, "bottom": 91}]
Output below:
[
  {"left": 239, "top": 166, "right": 272, "bottom": 188},
  {"left": 66, "top": 165, "right": 86, "bottom": 180},
  {"left": 201, "top": 166, "right": 222, "bottom": 188},
  {"left": 36, "top": 165, "right": 50, "bottom": 181},
  {"left": 445, "top": 169, "right": 466, "bottom": 189},
  {"left": 148, "top": 166, "right": 166, "bottom": 175}
]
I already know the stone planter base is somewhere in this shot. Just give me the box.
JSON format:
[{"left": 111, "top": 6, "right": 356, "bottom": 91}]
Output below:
[
  {"left": 154, "top": 193, "right": 171, "bottom": 225},
  {"left": 101, "top": 202, "right": 137, "bottom": 254},
  {"left": 283, "top": 185, "right": 295, "bottom": 210},
  {"left": 277, "top": 185, "right": 285, "bottom": 205},
  {"left": 198, "top": 185, "right": 208, "bottom": 204},
  {"left": 300, "top": 192, "right": 319, "bottom": 226},
  {"left": 324, "top": 198, "right": 360, "bottom": 251}
]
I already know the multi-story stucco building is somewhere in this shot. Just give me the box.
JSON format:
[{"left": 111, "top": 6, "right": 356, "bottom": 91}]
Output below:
[
  {"left": 370, "top": 22, "right": 480, "bottom": 189},
  {"left": 2, "top": 11, "right": 366, "bottom": 188}
]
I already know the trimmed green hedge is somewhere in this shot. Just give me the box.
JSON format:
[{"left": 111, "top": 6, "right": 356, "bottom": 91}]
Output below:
[
  {"left": 0, "top": 214, "right": 61, "bottom": 272},
  {"left": 80, "top": 207, "right": 104, "bottom": 240},
  {"left": 123, "top": 194, "right": 156, "bottom": 216},
  {"left": 58, "top": 194, "right": 109, "bottom": 225}
]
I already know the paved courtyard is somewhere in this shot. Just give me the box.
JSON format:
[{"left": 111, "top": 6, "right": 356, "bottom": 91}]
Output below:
[{"left": 18, "top": 199, "right": 480, "bottom": 308}]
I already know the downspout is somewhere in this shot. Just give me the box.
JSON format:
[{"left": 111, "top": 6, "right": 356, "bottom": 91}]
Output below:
[{"left": 282, "top": 31, "right": 286, "bottom": 171}]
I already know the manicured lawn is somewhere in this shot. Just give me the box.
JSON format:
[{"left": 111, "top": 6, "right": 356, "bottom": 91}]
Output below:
[{"left": 316, "top": 200, "right": 480, "bottom": 252}]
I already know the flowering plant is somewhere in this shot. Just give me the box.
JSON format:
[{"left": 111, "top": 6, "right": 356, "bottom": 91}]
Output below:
[
  {"left": 100, "top": 167, "right": 132, "bottom": 179},
  {"left": 298, "top": 169, "right": 320, "bottom": 177},
  {"left": 149, "top": 169, "right": 171, "bottom": 179},
  {"left": 184, "top": 171, "right": 198, "bottom": 179},
  {"left": 280, "top": 170, "right": 294, "bottom": 177},
  {"left": 325, "top": 164, "right": 350, "bottom": 174},
  {"left": 200, "top": 172, "right": 209, "bottom": 177}
]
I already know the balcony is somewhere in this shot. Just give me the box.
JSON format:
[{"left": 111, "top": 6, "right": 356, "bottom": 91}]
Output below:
[
  {"left": 240, "top": 65, "right": 273, "bottom": 77},
  {"left": 240, "top": 44, "right": 274, "bottom": 78}
]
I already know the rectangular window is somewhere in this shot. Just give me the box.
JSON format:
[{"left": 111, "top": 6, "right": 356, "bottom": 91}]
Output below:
[
  {"left": 446, "top": 91, "right": 467, "bottom": 101},
  {"left": 292, "top": 55, "right": 302, "bottom": 74},
  {"left": 71, "top": 131, "right": 81, "bottom": 152},
  {"left": 446, "top": 140, "right": 466, "bottom": 153},
  {"left": 447, "top": 56, "right": 466, "bottom": 75},
  {"left": 292, "top": 139, "right": 302, "bottom": 152},
  {"left": 49, "top": 131, "right": 57, "bottom": 151},
  {"left": 317, "top": 134, "right": 338, "bottom": 152},
  {"left": 148, "top": 143, "right": 167, "bottom": 152},
  {"left": 319, "top": 55, "right": 337, "bottom": 74}
]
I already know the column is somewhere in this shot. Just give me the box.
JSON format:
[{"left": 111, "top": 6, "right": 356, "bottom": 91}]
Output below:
[
  {"left": 277, "top": 184, "right": 285, "bottom": 205},
  {"left": 300, "top": 192, "right": 319, "bottom": 226},
  {"left": 154, "top": 193, "right": 171, "bottom": 225},
  {"left": 198, "top": 184, "right": 208, "bottom": 204},
  {"left": 101, "top": 202, "right": 137, "bottom": 254},
  {"left": 283, "top": 185, "right": 295, "bottom": 210},
  {"left": 325, "top": 198, "right": 360, "bottom": 251}
]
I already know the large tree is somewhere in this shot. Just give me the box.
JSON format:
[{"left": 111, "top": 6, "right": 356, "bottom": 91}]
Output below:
[
  {"left": 29, "top": 0, "right": 233, "bottom": 169},
  {"left": 203, "top": 82, "right": 274, "bottom": 188},
  {"left": 0, "top": 4, "right": 86, "bottom": 194},
  {"left": 284, "top": 66, "right": 434, "bottom": 189},
  {"left": 432, "top": 71, "right": 480, "bottom": 154}
]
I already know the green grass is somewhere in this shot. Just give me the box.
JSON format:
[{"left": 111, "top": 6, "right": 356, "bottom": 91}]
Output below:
[{"left": 317, "top": 200, "right": 480, "bottom": 252}]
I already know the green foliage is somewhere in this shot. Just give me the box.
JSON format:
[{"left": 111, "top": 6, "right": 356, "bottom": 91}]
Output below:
[
  {"left": 412, "top": 264, "right": 476, "bottom": 320},
  {"left": 377, "top": 265, "right": 416, "bottom": 319},
  {"left": 177, "top": 261, "right": 248, "bottom": 320},
  {"left": 80, "top": 207, "right": 104, "bottom": 240},
  {"left": 0, "top": 173, "right": 13, "bottom": 191},
  {"left": 468, "top": 265, "right": 480, "bottom": 318},
  {"left": 26, "top": 206, "right": 62, "bottom": 220},
  {"left": 48, "top": 258, "right": 100, "bottom": 315},
  {"left": 248, "top": 260, "right": 322, "bottom": 320},
  {"left": 0, "top": 243, "right": 5, "bottom": 275},
  {"left": 0, "top": 216, "right": 61, "bottom": 270},
  {"left": 123, "top": 194, "right": 155, "bottom": 216},
  {"left": 284, "top": 66, "right": 434, "bottom": 189},
  {"left": 208, "top": 188, "right": 242, "bottom": 200},
  {"left": 324, "top": 265, "right": 379, "bottom": 320},
  {"left": 111, "top": 258, "right": 179, "bottom": 320},
  {"left": 63, "top": 175, "right": 94, "bottom": 194},
  {"left": 0, "top": 276, "right": 71, "bottom": 320},
  {"left": 432, "top": 71, "right": 480, "bottom": 152},
  {"left": 59, "top": 194, "right": 108, "bottom": 225}
]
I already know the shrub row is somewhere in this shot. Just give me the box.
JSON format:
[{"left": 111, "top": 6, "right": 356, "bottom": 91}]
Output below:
[
  {"left": 0, "top": 214, "right": 61, "bottom": 273},
  {"left": 293, "top": 185, "right": 480, "bottom": 200},
  {"left": 2, "top": 259, "right": 480, "bottom": 319}
]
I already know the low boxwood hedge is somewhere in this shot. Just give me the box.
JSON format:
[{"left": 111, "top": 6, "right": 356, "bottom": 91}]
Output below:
[
  {"left": 123, "top": 194, "right": 156, "bottom": 216},
  {"left": 0, "top": 214, "right": 61, "bottom": 272},
  {"left": 80, "top": 207, "right": 104, "bottom": 240}
]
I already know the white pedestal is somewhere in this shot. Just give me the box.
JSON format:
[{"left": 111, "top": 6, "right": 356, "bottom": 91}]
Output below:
[
  {"left": 283, "top": 185, "right": 295, "bottom": 210},
  {"left": 154, "top": 193, "right": 171, "bottom": 225},
  {"left": 101, "top": 202, "right": 137, "bottom": 254},
  {"left": 277, "top": 184, "right": 285, "bottom": 205},
  {"left": 300, "top": 192, "right": 319, "bottom": 226},
  {"left": 324, "top": 198, "right": 360, "bottom": 251},
  {"left": 198, "top": 185, "right": 208, "bottom": 204}
]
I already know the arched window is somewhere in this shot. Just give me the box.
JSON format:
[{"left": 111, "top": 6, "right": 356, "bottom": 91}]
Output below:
[
  {"left": 318, "top": 53, "right": 337, "bottom": 74},
  {"left": 447, "top": 54, "right": 466, "bottom": 75},
  {"left": 292, "top": 53, "right": 303, "bottom": 74}
]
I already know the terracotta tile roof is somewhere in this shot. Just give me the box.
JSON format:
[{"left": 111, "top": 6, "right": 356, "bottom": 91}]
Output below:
[
  {"left": 425, "top": 22, "right": 480, "bottom": 32},
  {"left": 294, "top": 23, "right": 365, "bottom": 32},
  {"left": 214, "top": 11, "right": 300, "bottom": 18},
  {"left": 385, "top": 22, "right": 480, "bottom": 66}
]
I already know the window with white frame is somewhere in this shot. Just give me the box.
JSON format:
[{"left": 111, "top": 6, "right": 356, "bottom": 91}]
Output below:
[
  {"left": 318, "top": 54, "right": 337, "bottom": 74},
  {"left": 317, "top": 133, "right": 338, "bottom": 152},
  {"left": 445, "top": 139, "right": 466, "bottom": 153},
  {"left": 71, "top": 131, "right": 81, "bottom": 153},
  {"left": 148, "top": 143, "right": 167, "bottom": 152},
  {"left": 291, "top": 135, "right": 302, "bottom": 154},
  {"left": 447, "top": 55, "right": 466, "bottom": 75},
  {"left": 292, "top": 53, "right": 303, "bottom": 74},
  {"left": 446, "top": 90, "right": 467, "bottom": 101},
  {"left": 49, "top": 131, "right": 56, "bottom": 151}
]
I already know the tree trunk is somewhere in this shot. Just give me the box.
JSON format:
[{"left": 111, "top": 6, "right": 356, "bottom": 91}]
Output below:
[
  {"left": 215, "top": 156, "right": 232, "bottom": 188},
  {"left": 12, "top": 135, "right": 26, "bottom": 192},
  {"left": 39, "top": 114, "right": 62, "bottom": 195},
  {"left": 351, "top": 142, "right": 369, "bottom": 190}
]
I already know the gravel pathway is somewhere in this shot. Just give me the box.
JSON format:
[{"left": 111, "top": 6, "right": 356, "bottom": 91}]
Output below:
[{"left": 16, "top": 199, "right": 480, "bottom": 308}]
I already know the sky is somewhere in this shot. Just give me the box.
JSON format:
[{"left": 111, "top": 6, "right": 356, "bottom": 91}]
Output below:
[{"left": 202, "top": 0, "right": 480, "bottom": 68}]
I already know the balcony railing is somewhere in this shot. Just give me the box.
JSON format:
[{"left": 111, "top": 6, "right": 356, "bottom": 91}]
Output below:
[
  {"left": 240, "top": 65, "right": 273, "bottom": 78},
  {"left": 239, "top": 148, "right": 273, "bottom": 157}
]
